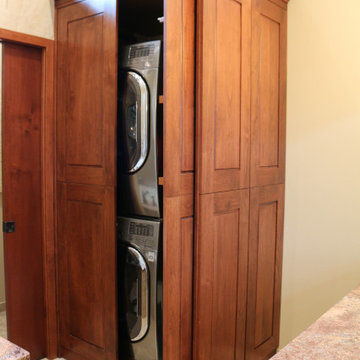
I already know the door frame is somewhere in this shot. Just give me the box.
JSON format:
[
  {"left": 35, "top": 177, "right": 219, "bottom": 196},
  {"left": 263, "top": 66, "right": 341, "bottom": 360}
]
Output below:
[{"left": 0, "top": 28, "right": 57, "bottom": 359}]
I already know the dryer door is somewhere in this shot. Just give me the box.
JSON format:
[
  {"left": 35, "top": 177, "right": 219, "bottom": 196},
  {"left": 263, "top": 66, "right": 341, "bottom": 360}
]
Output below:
[
  {"left": 119, "top": 71, "right": 149, "bottom": 173},
  {"left": 123, "top": 246, "right": 150, "bottom": 342}
]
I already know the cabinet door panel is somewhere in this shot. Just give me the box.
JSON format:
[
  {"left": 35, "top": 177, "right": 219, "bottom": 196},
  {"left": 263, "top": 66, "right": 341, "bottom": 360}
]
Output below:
[
  {"left": 246, "top": 184, "right": 284, "bottom": 360},
  {"left": 251, "top": 0, "right": 287, "bottom": 187},
  {"left": 164, "top": 0, "right": 195, "bottom": 197},
  {"left": 57, "top": 183, "right": 116, "bottom": 360},
  {"left": 56, "top": 0, "right": 117, "bottom": 185},
  {"left": 163, "top": 195, "right": 194, "bottom": 360},
  {"left": 197, "top": 0, "right": 251, "bottom": 194},
  {"left": 193, "top": 190, "right": 249, "bottom": 360}
]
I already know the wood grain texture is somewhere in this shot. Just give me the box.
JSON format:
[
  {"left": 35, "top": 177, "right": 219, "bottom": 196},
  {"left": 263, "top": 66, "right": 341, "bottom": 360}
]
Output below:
[
  {"left": 246, "top": 184, "right": 285, "bottom": 360},
  {"left": 164, "top": 0, "right": 195, "bottom": 197},
  {"left": 0, "top": 28, "right": 53, "bottom": 48},
  {"left": 163, "top": 0, "right": 196, "bottom": 359},
  {"left": 57, "top": 182, "right": 117, "bottom": 360},
  {"left": 250, "top": 0, "right": 287, "bottom": 187},
  {"left": 163, "top": 196, "right": 194, "bottom": 360},
  {"left": 2, "top": 43, "right": 46, "bottom": 360},
  {"left": 0, "top": 28, "right": 58, "bottom": 360},
  {"left": 193, "top": 190, "right": 249, "bottom": 360},
  {"left": 269, "top": 0, "right": 289, "bottom": 9},
  {"left": 55, "top": 0, "right": 85, "bottom": 8},
  {"left": 196, "top": 0, "right": 251, "bottom": 194},
  {"left": 56, "top": 0, "right": 117, "bottom": 186}
]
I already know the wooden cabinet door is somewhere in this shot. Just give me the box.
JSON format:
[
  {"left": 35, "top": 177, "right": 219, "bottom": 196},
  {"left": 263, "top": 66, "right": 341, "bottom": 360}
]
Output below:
[
  {"left": 196, "top": 0, "right": 251, "bottom": 194},
  {"left": 163, "top": 195, "right": 194, "bottom": 360},
  {"left": 56, "top": 0, "right": 117, "bottom": 186},
  {"left": 57, "top": 183, "right": 117, "bottom": 360},
  {"left": 246, "top": 184, "right": 284, "bottom": 360},
  {"left": 250, "top": 0, "right": 287, "bottom": 187},
  {"left": 193, "top": 190, "right": 249, "bottom": 360}
]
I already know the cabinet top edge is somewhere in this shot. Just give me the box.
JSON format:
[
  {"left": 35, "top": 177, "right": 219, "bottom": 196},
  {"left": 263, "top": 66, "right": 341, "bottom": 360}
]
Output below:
[{"left": 55, "top": 0, "right": 85, "bottom": 9}]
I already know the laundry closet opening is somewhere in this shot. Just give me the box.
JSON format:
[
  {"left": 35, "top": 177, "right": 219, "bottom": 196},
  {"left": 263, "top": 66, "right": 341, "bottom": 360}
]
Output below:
[{"left": 116, "top": 0, "right": 164, "bottom": 359}]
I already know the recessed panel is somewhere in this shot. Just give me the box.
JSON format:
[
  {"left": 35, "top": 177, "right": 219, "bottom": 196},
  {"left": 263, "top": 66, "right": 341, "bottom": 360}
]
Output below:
[
  {"left": 259, "top": 15, "right": 280, "bottom": 168},
  {"left": 255, "top": 201, "right": 277, "bottom": 347},
  {"left": 215, "top": 0, "right": 242, "bottom": 170},
  {"left": 67, "top": 14, "right": 104, "bottom": 167},
  {"left": 67, "top": 200, "right": 105, "bottom": 348},
  {"left": 211, "top": 211, "right": 240, "bottom": 358}
]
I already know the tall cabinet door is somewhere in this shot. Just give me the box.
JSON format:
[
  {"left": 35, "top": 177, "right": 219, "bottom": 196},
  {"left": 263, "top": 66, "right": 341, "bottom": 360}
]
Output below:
[
  {"left": 57, "top": 183, "right": 117, "bottom": 360},
  {"left": 246, "top": 184, "right": 285, "bottom": 360},
  {"left": 193, "top": 190, "right": 249, "bottom": 360},
  {"left": 195, "top": 0, "right": 251, "bottom": 358},
  {"left": 250, "top": 0, "right": 287, "bottom": 187},
  {"left": 56, "top": 0, "right": 117, "bottom": 186},
  {"left": 163, "top": 0, "right": 196, "bottom": 359},
  {"left": 56, "top": 1, "right": 117, "bottom": 360},
  {"left": 196, "top": 0, "right": 251, "bottom": 194}
]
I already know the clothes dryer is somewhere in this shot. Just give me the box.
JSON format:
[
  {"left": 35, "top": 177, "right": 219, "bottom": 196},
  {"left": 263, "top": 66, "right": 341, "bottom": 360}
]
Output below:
[{"left": 118, "top": 41, "right": 162, "bottom": 219}]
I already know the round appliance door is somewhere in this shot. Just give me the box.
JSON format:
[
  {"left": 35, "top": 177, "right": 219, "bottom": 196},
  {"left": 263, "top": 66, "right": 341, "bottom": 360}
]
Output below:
[
  {"left": 123, "top": 246, "right": 150, "bottom": 342},
  {"left": 119, "top": 71, "right": 149, "bottom": 173}
]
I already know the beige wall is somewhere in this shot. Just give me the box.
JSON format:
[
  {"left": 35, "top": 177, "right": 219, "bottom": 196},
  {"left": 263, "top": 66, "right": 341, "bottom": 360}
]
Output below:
[
  {"left": 280, "top": 0, "right": 360, "bottom": 348},
  {"left": 0, "top": 0, "right": 54, "bottom": 39},
  {"left": 0, "top": 0, "right": 55, "bottom": 308}
]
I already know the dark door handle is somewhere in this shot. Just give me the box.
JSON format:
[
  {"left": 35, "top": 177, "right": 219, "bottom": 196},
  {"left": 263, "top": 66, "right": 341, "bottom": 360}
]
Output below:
[{"left": 3, "top": 222, "right": 15, "bottom": 233}]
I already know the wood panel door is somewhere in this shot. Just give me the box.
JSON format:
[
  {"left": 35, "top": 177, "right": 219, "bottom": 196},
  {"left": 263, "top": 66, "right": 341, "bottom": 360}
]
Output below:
[
  {"left": 250, "top": 0, "right": 287, "bottom": 187},
  {"left": 246, "top": 184, "right": 284, "bottom": 360},
  {"left": 57, "top": 183, "right": 117, "bottom": 360},
  {"left": 163, "top": 195, "right": 194, "bottom": 360},
  {"left": 196, "top": 0, "right": 251, "bottom": 194},
  {"left": 163, "top": 0, "right": 196, "bottom": 359},
  {"left": 193, "top": 190, "right": 249, "bottom": 360},
  {"left": 2, "top": 42, "right": 46, "bottom": 360},
  {"left": 56, "top": 0, "right": 117, "bottom": 186},
  {"left": 164, "top": 0, "right": 195, "bottom": 198}
]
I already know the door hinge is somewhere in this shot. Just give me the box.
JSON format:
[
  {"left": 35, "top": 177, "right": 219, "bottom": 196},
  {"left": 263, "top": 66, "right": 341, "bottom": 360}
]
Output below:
[{"left": 3, "top": 222, "right": 15, "bottom": 233}]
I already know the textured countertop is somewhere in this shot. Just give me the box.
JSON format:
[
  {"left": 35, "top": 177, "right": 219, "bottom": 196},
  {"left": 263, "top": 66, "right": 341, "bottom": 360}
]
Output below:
[
  {"left": 0, "top": 337, "right": 29, "bottom": 360},
  {"left": 272, "top": 285, "right": 360, "bottom": 359}
]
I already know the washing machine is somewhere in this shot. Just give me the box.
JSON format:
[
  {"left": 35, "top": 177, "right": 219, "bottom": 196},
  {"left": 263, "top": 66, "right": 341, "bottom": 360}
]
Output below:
[
  {"left": 117, "top": 40, "right": 162, "bottom": 219},
  {"left": 117, "top": 216, "right": 162, "bottom": 360}
]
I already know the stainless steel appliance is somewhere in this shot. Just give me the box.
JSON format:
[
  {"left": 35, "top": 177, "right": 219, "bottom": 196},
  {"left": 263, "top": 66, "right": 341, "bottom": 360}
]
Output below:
[
  {"left": 117, "top": 217, "right": 162, "bottom": 360},
  {"left": 118, "top": 41, "right": 162, "bottom": 219}
]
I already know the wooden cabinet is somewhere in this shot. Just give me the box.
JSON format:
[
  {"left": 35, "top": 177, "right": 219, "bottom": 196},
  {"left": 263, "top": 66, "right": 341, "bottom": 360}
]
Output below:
[
  {"left": 56, "top": 0, "right": 117, "bottom": 186},
  {"left": 193, "top": 190, "right": 249, "bottom": 360},
  {"left": 250, "top": 0, "right": 287, "bottom": 187},
  {"left": 55, "top": 1, "right": 117, "bottom": 360},
  {"left": 246, "top": 184, "right": 285, "bottom": 360},
  {"left": 163, "top": 1, "right": 196, "bottom": 359},
  {"left": 195, "top": 0, "right": 288, "bottom": 359},
  {"left": 197, "top": 0, "right": 251, "bottom": 194},
  {"left": 54, "top": 0, "right": 289, "bottom": 359},
  {"left": 57, "top": 183, "right": 117, "bottom": 360}
]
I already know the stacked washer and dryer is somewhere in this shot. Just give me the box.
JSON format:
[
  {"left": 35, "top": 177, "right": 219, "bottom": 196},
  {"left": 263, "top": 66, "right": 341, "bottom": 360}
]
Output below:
[{"left": 117, "top": 41, "right": 163, "bottom": 360}]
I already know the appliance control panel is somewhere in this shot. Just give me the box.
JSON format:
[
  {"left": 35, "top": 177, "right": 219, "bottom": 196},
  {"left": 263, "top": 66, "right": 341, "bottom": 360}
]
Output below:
[{"left": 117, "top": 216, "right": 161, "bottom": 252}]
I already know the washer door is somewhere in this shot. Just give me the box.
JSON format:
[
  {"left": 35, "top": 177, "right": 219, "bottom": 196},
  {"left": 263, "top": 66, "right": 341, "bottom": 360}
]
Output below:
[
  {"left": 119, "top": 71, "right": 149, "bottom": 173},
  {"left": 123, "top": 246, "right": 150, "bottom": 342}
]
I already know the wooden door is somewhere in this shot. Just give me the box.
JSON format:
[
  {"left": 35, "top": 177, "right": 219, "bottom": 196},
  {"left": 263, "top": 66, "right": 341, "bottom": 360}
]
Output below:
[
  {"left": 57, "top": 183, "right": 117, "bottom": 360},
  {"left": 56, "top": 0, "right": 117, "bottom": 186},
  {"left": 246, "top": 184, "right": 284, "bottom": 360},
  {"left": 163, "top": 0, "right": 196, "bottom": 359},
  {"left": 196, "top": 0, "right": 251, "bottom": 194},
  {"left": 56, "top": 1, "right": 118, "bottom": 359},
  {"left": 2, "top": 43, "right": 46, "bottom": 360},
  {"left": 193, "top": 190, "right": 249, "bottom": 360},
  {"left": 250, "top": 0, "right": 287, "bottom": 187},
  {"left": 195, "top": 0, "right": 251, "bottom": 358}
]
